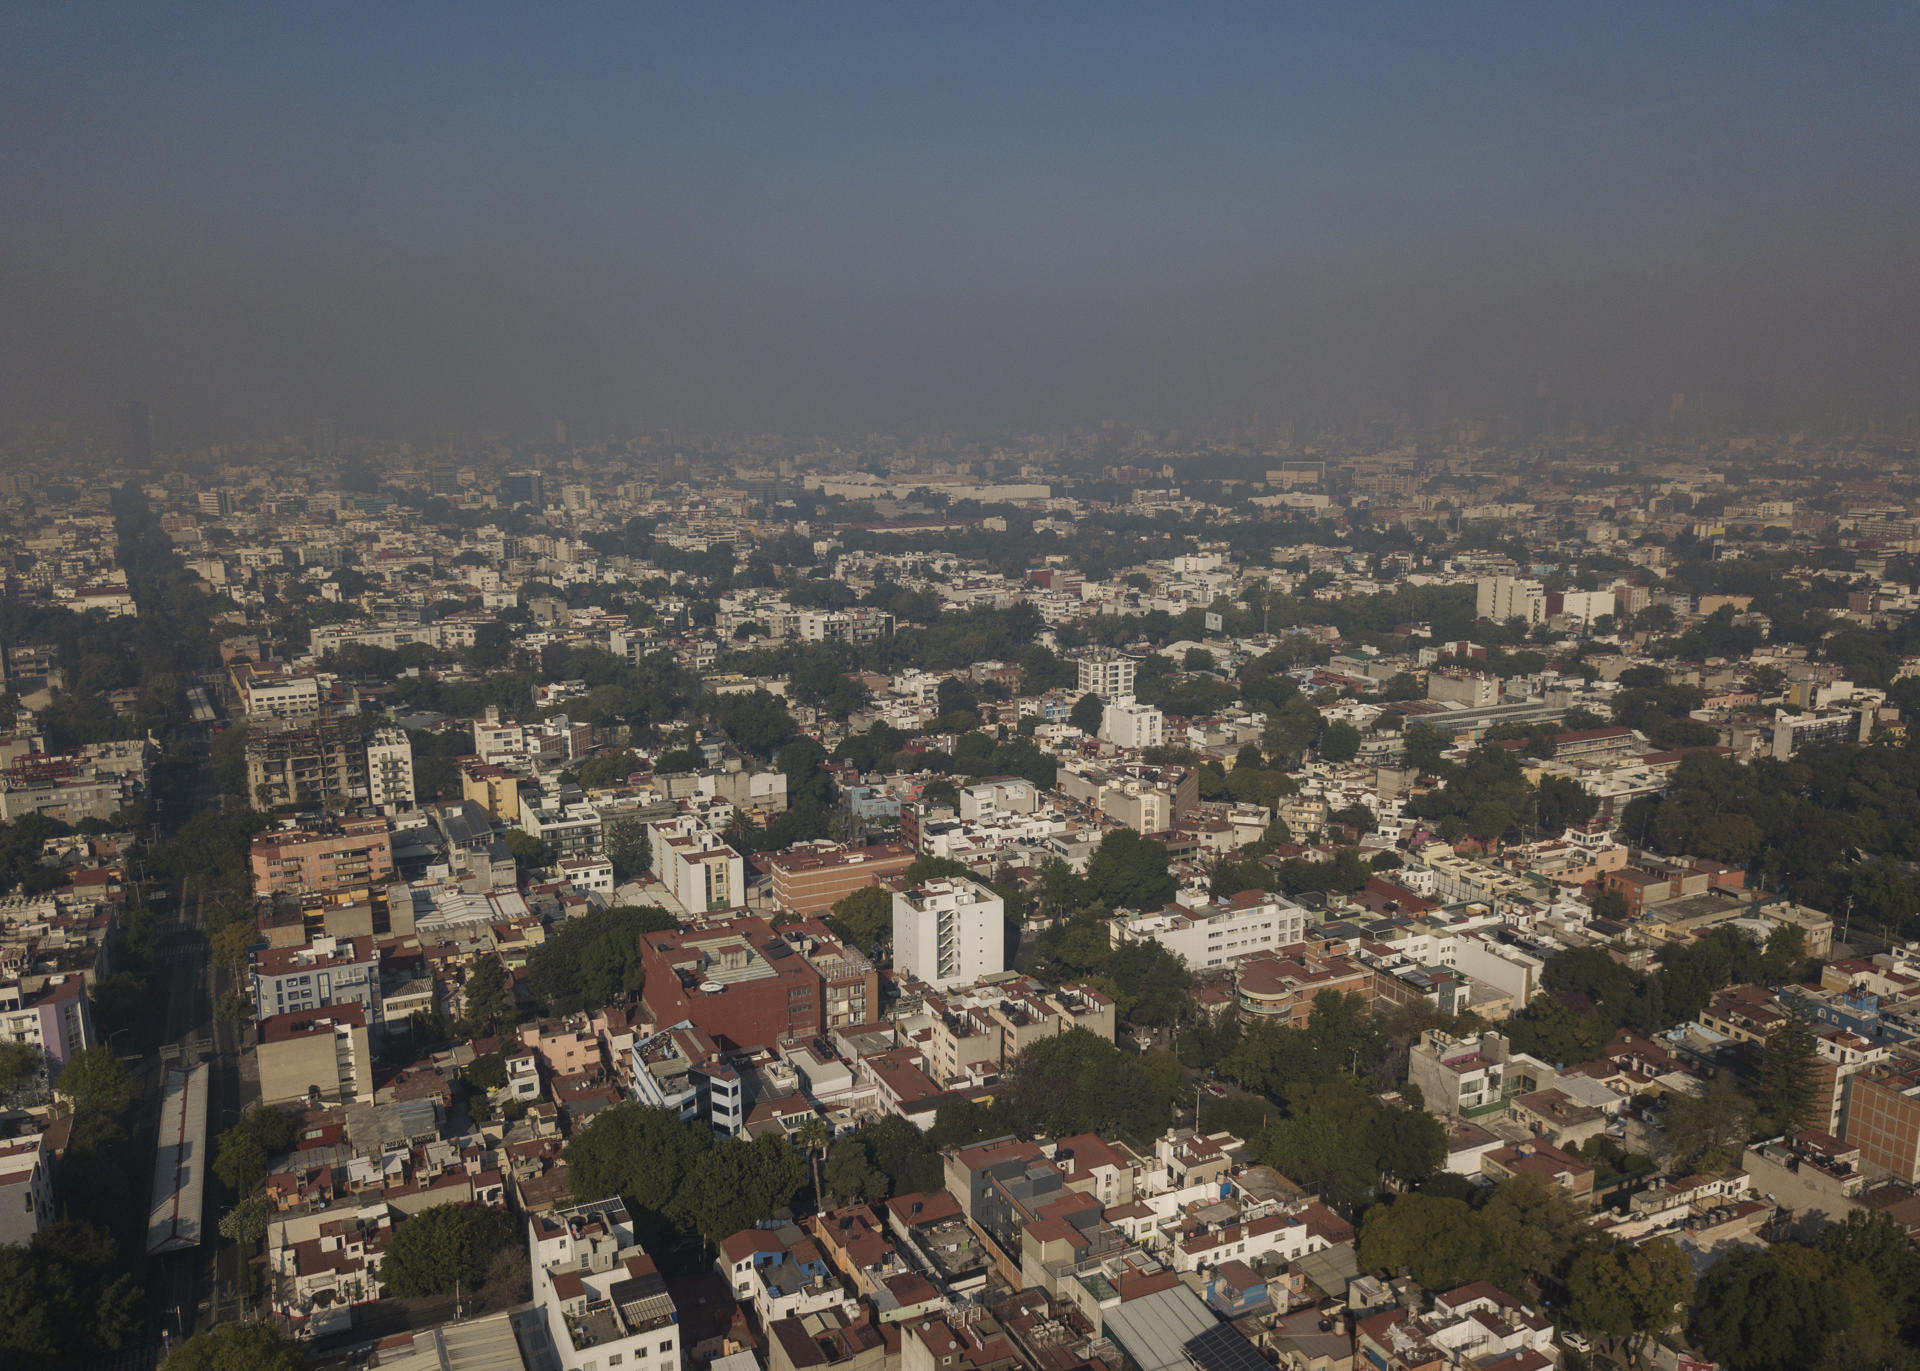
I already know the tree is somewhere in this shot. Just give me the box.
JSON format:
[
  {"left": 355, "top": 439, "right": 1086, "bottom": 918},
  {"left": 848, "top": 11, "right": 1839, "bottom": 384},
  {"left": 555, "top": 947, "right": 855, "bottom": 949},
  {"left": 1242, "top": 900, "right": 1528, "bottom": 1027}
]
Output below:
[
  {"left": 1069, "top": 691, "right": 1104, "bottom": 734},
  {"left": 1663, "top": 1070, "right": 1756, "bottom": 1171},
  {"left": 1403, "top": 721, "right": 1447, "bottom": 773},
  {"left": 604, "top": 815, "right": 651, "bottom": 881},
  {"left": 527, "top": 905, "right": 675, "bottom": 1013},
  {"left": 1357, "top": 1193, "right": 1485, "bottom": 1291},
  {"left": 209, "top": 920, "right": 255, "bottom": 974},
  {"left": 213, "top": 1132, "right": 268, "bottom": 1195},
  {"left": 1565, "top": 1236, "right": 1694, "bottom": 1363},
  {"left": 0, "top": 1040, "right": 41, "bottom": 1093},
  {"left": 1691, "top": 1242, "right": 1895, "bottom": 1371},
  {"left": 827, "top": 884, "right": 892, "bottom": 953},
  {"left": 1761, "top": 923, "right": 1808, "bottom": 984},
  {"left": 459, "top": 954, "right": 514, "bottom": 1036},
  {"left": 564, "top": 1103, "right": 710, "bottom": 1248},
  {"left": 1817, "top": 1208, "right": 1920, "bottom": 1329},
  {"left": 712, "top": 689, "right": 797, "bottom": 757},
  {"left": 823, "top": 1140, "right": 889, "bottom": 1204},
  {"left": 795, "top": 1116, "right": 831, "bottom": 1201},
  {"left": 1106, "top": 941, "right": 1192, "bottom": 1027},
  {"left": 776, "top": 739, "right": 836, "bottom": 807},
  {"left": 1476, "top": 1174, "right": 1590, "bottom": 1294},
  {"left": 902, "top": 855, "right": 973, "bottom": 885},
  {"left": 1320, "top": 720, "right": 1361, "bottom": 763},
  {"left": 0, "top": 1220, "right": 142, "bottom": 1362},
  {"left": 466, "top": 1050, "right": 509, "bottom": 1091},
  {"left": 1588, "top": 887, "right": 1630, "bottom": 922},
  {"left": 161, "top": 1322, "right": 304, "bottom": 1371},
  {"left": 1084, "top": 828, "right": 1176, "bottom": 911},
  {"left": 56, "top": 1045, "right": 130, "bottom": 1120},
  {"left": 217, "top": 1194, "right": 274, "bottom": 1248},
  {"left": 378, "top": 1204, "right": 520, "bottom": 1298},
  {"left": 1759, "top": 1009, "right": 1822, "bottom": 1135}
]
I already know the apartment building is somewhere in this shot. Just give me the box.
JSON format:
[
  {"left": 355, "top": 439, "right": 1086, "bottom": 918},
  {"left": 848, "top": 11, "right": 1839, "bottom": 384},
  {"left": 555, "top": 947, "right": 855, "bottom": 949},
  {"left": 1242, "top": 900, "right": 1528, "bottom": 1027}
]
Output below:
[
  {"left": 249, "top": 818, "right": 395, "bottom": 897},
  {"left": 250, "top": 935, "right": 381, "bottom": 1026},
  {"left": 1076, "top": 650, "right": 1138, "bottom": 702},
  {"left": 639, "top": 915, "right": 832, "bottom": 1052},
  {"left": 1842, "top": 1067, "right": 1920, "bottom": 1183},
  {"left": 1109, "top": 891, "right": 1309, "bottom": 971},
  {"left": 1475, "top": 576, "right": 1546, "bottom": 626},
  {"left": 246, "top": 719, "right": 371, "bottom": 809},
  {"left": 1101, "top": 700, "right": 1166, "bottom": 750},
  {"left": 256, "top": 1004, "right": 375, "bottom": 1107},
  {"left": 649, "top": 815, "right": 747, "bottom": 913},
  {"left": 529, "top": 1200, "right": 683, "bottom": 1371},
  {"left": 893, "top": 878, "right": 1005, "bottom": 991},
  {"left": 766, "top": 842, "right": 916, "bottom": 916},
  {"left": 461, "top": 761, "right": 524, "bottom": 824},
  {"left": 0, "top": 1131, "right": 55, "bottom": 1247},
  {"left": 521, "top": 797, "right": 605, "bottom": 860},
  {"left": 364, "top": 728, "right": 415, "bottom": 813},
  {"left": 0, "top": 974, "right": 94, "bottom": 1080}
]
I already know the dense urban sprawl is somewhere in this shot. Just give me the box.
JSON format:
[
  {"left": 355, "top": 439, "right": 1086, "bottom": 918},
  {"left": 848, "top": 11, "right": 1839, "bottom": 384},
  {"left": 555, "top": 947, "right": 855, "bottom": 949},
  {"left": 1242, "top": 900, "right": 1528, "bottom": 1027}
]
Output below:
[{"left": 3, "top": 430, "right": 1920, "bottom": 1371}]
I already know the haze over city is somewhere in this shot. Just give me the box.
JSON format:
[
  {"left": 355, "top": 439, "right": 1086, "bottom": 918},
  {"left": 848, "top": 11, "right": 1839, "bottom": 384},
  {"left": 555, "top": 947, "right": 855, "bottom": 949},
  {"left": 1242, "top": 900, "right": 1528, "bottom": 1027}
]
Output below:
[{"left": 4, "top": 3, "right": 1918, "bottom": 441}]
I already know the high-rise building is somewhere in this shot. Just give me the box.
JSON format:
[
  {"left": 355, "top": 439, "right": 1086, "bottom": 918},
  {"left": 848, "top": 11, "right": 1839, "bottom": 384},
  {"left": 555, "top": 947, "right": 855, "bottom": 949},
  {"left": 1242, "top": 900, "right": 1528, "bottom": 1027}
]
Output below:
[
  {"left": 364, "top": 728, "right": 415, "bottom": 813},
  {"left": 1101, "top": 699, "right": 1165, "bottom": 750},
  {"left": 196, "top": 490, "right": 232, "bottom": 517},
  {"left": 501, "top": 470, "right": 545, "bottom": 507},
  {"left": 1475, "top": 576, "right": 1546, "bottom": 626},
  {"left": 1077, "top": 649, "right": 1138, "bottom": 702},
  {"left": 112, "top": 401, "right": 150, "bottom": 470},
  {"left": 893, "top": 877, "right": 1005, "bottom": 990},
  {"left": 244, "top": 719, "right": 371, "bottom": 809}
]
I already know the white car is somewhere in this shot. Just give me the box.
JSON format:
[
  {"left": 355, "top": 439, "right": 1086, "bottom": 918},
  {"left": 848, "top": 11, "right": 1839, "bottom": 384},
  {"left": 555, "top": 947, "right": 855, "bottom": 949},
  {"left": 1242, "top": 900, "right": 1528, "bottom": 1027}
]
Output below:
[{"left": 1562, "top": 1331, "right": 1592, "bottom": 1354}]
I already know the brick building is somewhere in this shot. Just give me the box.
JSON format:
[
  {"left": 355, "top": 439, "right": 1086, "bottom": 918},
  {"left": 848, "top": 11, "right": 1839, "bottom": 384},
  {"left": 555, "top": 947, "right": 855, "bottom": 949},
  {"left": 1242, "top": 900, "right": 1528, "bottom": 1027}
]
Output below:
[
  {"left": 766, "top": 842, "right": 916, "bottom": 917},
  {"left": 250, "top": 817, "right": 395, "bottom": 897},
  {"left": 640, "top": 916, "right": 871, "bottom": 1052}
]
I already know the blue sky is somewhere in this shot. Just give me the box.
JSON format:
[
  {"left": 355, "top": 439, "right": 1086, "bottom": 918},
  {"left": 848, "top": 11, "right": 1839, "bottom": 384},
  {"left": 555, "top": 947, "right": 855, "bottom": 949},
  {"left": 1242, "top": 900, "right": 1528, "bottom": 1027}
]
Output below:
[{"left": 3, "top": 3, "right": 1916, "bottom": 438}]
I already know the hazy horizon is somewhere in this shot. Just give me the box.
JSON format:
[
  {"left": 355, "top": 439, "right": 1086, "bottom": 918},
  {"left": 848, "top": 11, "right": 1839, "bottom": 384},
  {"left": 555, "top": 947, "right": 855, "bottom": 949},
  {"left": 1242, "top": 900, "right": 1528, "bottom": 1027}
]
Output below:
[{"left": 4, "top": 3, "right": 1918, "bottom": 443}]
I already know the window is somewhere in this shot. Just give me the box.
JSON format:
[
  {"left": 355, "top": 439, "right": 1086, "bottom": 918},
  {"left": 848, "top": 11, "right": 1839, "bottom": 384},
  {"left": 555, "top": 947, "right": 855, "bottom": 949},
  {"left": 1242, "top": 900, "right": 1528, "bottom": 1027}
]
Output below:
[{"left": 660, "top": 1341, "right": 674, "bottom": 1354}]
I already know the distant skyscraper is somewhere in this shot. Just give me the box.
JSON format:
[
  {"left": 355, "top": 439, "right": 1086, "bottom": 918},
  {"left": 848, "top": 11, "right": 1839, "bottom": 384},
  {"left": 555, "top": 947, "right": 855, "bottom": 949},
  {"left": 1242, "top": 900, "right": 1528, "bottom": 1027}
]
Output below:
[
  {"left": 112, "top": 401, "right": 150, "bottom": 470},
  {"left": 554, "top": 417, "right": 568, "bottom": 446},
  {"left": 501, "top": 471, "right": 545, "bottom": 507}
]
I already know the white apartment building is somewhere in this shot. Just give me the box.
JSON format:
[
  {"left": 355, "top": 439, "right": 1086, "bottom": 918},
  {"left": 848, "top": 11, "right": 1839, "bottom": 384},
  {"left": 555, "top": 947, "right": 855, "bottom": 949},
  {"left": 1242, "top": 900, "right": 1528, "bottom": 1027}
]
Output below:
[
  {"left": 959, "top": 778, "right": 1039, "bottom": 822},
  {"left": 364, "top": 728, "right": 415, "bottom": 814},
  {"left": 1109, "top": 891, "right": 1309, "bottom": 970},
  {"left": 472, "top": 706, "right": 528, "bottom": 763},
  {"left": 242, "top": 673, "right": 324, "bottom": 720},
  {"left": 529, "top": 1199, "right": 683, "bottom": 1371},
  {"left": 893, "top": 878, "right": 1005, "bottom": 990},
  {"left": 1077, "top": 650, "right": 1138, "bottom": 702},
  {"left": 522, "top": 797, "right": 606, "bottom": 860},
  {"left": 0, "top": 1131, "right": 55, "bottom": 1247},
  {"left": 1101, "top": 700, "right": 1165, "bottom": 750},
  {"left": 1475, "top": 576, "right": 1546, "bottom": 626},
  {"left": 648, "top": 815, "right": 747, "bottom": 913},
  {"left": 1555, "top": 589, "right": 1616, "bottom": 623}
]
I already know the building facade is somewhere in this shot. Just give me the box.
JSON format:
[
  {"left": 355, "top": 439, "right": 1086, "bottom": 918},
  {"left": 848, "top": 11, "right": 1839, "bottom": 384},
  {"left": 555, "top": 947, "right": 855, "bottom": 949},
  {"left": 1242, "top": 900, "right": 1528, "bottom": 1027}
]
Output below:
[{"left": 893, "top": 878, "right": 1005, "bottom": 991}]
